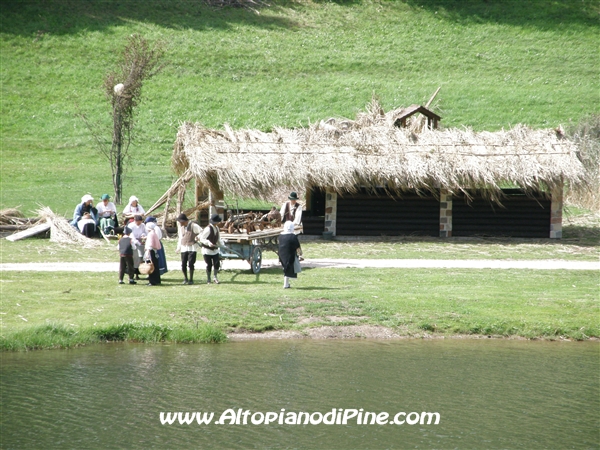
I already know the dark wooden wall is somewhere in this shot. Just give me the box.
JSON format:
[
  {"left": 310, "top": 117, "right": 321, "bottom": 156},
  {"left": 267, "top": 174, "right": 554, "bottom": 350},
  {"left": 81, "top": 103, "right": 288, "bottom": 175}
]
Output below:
[
  {"left": 452, "top": 190, "right": 551, "bottom": 238},
  {"left": 336, "top": 189, "right": 439, "bottom": 236}
]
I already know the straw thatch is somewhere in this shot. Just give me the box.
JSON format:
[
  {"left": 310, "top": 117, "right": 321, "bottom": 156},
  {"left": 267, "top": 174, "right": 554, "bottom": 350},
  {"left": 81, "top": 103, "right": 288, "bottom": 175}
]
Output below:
[
  {"left": 37, "top": 207, "right": 102, "bottom": 247},
  {"left": 172, "top": 102, "right": 584, "bottom": 201}
]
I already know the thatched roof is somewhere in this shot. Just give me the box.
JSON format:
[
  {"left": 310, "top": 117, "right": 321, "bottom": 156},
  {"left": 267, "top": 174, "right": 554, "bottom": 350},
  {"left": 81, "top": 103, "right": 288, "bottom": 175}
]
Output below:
[{"left": 172, "top": 103, "right": 584, "bottom": 200}]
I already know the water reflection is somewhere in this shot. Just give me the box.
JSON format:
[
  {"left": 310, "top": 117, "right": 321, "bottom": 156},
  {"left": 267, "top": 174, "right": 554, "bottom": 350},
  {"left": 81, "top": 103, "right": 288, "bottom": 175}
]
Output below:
[{"left": 2, "top": 340, "right": 598, "bottom": 449}]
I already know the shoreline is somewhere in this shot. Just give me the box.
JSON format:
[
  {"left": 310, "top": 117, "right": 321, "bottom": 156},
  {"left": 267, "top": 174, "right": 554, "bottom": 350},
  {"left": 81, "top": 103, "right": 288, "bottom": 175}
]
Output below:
[
  {"left": 3, "top": 324, "right": 598, "bottom": 352},
  {"left": 227, "top": 325, "right": 600, "bottom": 342}
]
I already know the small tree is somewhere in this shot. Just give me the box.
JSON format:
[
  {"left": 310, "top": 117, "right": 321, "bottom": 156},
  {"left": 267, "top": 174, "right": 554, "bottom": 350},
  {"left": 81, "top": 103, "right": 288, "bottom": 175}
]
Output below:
[{"left": 81, "top": 34, "right": 164, "bottom": 204}]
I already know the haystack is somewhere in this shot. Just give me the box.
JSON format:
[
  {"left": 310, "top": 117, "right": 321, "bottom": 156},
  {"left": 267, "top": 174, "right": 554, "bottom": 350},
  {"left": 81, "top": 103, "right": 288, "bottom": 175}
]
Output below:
[
  {"left": 172, "top": 101, "right": 584, "bottom": 201},
  {"left": 37, "top": 207, "right": 102, "bottom": 247}
]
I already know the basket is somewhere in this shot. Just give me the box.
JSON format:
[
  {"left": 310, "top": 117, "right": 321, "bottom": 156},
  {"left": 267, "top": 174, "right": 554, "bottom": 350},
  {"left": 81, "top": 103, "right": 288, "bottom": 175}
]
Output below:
[{"left": 138, "top": 260, "right": 154, "bottom": 275}]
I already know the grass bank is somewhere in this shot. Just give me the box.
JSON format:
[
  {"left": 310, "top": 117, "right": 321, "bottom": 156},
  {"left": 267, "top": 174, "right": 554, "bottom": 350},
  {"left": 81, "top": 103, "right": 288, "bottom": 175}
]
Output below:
[
  {"left": 1, "top": 0, "right": 598, "bottom": 214},
  {"left": 1, "top": 267, "right": 598, "bottom": 350}
]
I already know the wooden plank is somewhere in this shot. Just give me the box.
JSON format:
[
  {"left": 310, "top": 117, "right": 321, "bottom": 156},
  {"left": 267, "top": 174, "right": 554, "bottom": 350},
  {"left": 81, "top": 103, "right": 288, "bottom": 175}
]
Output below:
[{"left": 5, "top": 222, "right": 50, "bottom": 241}]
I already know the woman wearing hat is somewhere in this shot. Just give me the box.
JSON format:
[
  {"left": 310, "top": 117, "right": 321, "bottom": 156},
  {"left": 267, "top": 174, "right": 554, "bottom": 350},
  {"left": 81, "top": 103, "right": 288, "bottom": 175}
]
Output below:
[
  {"left": 199, "top": 214, "right": 224, "bottom": 284},
  {"left": 278, "top": 221, "right": 302, "bottom": 289},
  {"left": 97, "top": 194, "right": 118, "bottom": 235},
  {"left": 70, "top": 194, "right": 98, "bottom": 229},
  {"left": 145, "top": 217, "right": 168, "bottom": 277},
  {"left": 280, "top": 192, "right": 302, "bottom": 226},
  {"left": 122, "top": 195, "right": 145, "bottom": 224},
  {"left": 175, "top": 213, "right": 202, "bottom": 285}
]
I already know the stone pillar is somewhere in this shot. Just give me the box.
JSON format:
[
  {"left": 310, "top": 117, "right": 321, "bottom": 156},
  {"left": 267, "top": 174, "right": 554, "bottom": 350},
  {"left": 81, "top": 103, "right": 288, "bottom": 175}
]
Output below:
[
  {"left": 324, "top": 188, "right": 337, "bottom": 236},
  {"left": 550, "top": 183, "right": 563, "bottom": 239},
  {"left": 439, "top": 189, "right": 453, "bottom": 238}
]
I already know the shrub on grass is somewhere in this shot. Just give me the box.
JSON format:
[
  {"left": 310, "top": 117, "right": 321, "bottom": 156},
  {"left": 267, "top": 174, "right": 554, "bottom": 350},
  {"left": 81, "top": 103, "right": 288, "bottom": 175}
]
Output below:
[{"left": 1, "top": 321, "right": 227, "bottom": 351}]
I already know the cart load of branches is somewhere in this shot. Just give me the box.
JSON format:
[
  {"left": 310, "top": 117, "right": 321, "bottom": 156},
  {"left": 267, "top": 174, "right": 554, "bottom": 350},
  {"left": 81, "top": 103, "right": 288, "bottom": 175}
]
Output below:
[{"left": 220, "top": 208, "right": 282, "bottom": 234}]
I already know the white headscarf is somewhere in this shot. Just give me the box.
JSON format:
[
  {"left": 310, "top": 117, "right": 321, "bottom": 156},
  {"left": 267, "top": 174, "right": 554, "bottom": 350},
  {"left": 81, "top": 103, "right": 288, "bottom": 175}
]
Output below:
[
  {"left": 128, "top": 195, "right": 139, "bottom": 204},
  {"left": 146, "top": 222, "right": 156, "bottom": 231},
  {"left": 81, "top": 194, "right": 93, "bottom": 203},
  {"left": 281, "top": 221, "right": 295, "bottom": 235}
]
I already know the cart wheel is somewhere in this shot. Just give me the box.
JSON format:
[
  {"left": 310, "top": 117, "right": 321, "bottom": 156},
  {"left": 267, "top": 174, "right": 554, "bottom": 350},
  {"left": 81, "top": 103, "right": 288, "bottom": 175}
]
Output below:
[{"left": 250, "top": 246, "right": 262, "bottom": 274}]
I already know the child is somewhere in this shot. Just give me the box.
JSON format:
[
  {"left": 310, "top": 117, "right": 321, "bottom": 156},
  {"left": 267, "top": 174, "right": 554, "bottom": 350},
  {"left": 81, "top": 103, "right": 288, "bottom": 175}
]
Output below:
[{"left": 117, "top": 227, "right": 136, "bottom": 285}]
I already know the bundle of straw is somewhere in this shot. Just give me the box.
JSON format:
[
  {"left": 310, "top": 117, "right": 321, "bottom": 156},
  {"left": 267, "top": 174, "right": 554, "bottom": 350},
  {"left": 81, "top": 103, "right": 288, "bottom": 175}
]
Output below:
[{"left": 37, "top": 207, "right": 102, "bottom": 248}]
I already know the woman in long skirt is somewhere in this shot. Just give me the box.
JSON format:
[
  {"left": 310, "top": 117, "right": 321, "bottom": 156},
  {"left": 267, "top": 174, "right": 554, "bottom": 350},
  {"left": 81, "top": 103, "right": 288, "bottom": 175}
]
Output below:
[
  {"left": 278, "top": 221, "right": 302, "bottom": 289},
  {"left": 145, "top": 217, "right": 168, "bottom": 276},
  {"left": 144, "top": 222, "right": 162, "bottom": 286}
]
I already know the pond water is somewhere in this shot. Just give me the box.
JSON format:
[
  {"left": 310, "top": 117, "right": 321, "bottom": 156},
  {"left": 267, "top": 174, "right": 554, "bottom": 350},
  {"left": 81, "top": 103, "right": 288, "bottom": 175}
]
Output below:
[{"left": 2, "top": 339, "right": 598, "bottom": 449}]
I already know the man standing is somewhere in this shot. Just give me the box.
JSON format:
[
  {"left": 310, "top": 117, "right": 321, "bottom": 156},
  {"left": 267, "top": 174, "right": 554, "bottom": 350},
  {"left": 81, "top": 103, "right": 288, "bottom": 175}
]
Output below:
[
  {"left": 280, "top": 192, "right": 302, "bottom": 226},
  {"left": 175, "top": 213, "right": 202, "bottom": 285},
  {"left": 200, "top": 214, "right": 224, "bottom": 285}
]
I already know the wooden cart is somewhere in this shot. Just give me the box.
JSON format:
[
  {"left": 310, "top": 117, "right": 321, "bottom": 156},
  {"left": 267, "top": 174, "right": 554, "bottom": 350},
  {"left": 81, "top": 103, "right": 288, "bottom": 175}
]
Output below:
[{"left": 219, "top": 226, "right": 303, "bottom": 274}]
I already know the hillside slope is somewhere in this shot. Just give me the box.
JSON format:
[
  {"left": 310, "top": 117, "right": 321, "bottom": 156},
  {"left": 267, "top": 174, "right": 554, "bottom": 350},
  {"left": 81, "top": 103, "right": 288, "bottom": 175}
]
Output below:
[{"left": 1, "top": 0, "right": 598, "bottom": 214}]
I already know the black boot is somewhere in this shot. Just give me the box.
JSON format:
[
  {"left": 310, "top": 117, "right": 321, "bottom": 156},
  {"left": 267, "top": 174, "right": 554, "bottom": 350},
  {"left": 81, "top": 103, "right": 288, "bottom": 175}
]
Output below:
[
  {"left": 182, "top": 267, "right": 188, "bottom": 285},
  {"left": 188, "top": 268, "right": 194, "bottom": 285}
]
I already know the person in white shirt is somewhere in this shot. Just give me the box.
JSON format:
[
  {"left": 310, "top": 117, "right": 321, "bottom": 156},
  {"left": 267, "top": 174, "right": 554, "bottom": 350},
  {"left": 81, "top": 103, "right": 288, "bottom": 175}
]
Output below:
[
  {"left": 122, "top": 195, "right": 145, "bottom": 224},
  {"left": 126, "top": 215, "right": 146, "bottom": 279},
  {"left": 200, "top": 214, "right": 225, "bottom": 284},
  {"left": 97, "top": 194, "right": 118, "bottom": 235},
  {"left": 280, "top": 192, "right": 302, "bottom": 226},
  {"left": 77, "top": 212, "right": 96, "bottom": 238},
  {"left": 175, "top": 213, "right": 202, "bottom": 285}
]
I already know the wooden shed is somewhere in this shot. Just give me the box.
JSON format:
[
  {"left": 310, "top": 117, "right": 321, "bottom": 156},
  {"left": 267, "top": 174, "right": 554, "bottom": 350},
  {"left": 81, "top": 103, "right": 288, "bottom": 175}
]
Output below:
[{"left": 172, "top": 102, "right": 583, "bottom": 239}]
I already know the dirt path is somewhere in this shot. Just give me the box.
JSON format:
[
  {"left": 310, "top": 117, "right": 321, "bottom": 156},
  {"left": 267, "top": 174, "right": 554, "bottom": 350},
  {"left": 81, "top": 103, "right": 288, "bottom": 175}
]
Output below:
[{"left": 1, "top": 258, "right": 598, "bottom": 272}]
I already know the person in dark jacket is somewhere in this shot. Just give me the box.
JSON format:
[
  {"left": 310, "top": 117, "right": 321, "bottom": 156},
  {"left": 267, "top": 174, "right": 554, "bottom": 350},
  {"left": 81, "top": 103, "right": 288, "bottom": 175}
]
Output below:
[
  {"left": 278, "top": 221, "right": 302, "bottom": 289},
  {"left": 117, "top": 227, "right": 136, "bottom": 285}
]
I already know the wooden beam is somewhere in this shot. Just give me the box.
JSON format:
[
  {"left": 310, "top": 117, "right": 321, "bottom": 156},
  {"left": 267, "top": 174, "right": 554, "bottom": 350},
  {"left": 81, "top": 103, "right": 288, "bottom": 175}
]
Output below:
[{"left": 5, "top": 222, "right": 51, "bottom": 242}]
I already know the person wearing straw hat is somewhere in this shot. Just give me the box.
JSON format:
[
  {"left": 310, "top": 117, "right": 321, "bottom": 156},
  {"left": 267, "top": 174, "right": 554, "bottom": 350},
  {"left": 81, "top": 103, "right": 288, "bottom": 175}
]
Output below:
[
  {"left": 278, "top": 221, "right": 302, "bottom": 289},
  {"left": 97, "top": 194, "right": 118, "bottom": 235},
  {"left": 70, "top": 194, "right": 98, "bottom": 229},
  {"left": 122, "top": 195, "right": 145, "bottom": 224},
  {"left": 280, "top": 192, "right": 302, "bottom": 226},
  {"left": 200, "top": 214, "right": 224, "bottom": 285},
  {"left": 175, "top": 213, "right": 202, "bottom": 285}
]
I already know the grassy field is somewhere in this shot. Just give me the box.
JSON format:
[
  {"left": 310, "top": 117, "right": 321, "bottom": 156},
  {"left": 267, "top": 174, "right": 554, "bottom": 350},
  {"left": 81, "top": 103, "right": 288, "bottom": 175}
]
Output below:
[
  {"left": 1, "top": 267, "right": 598, "bottom": 350},
  {"left": 1, "top": 0, "right": 599, "bottom": 215}
]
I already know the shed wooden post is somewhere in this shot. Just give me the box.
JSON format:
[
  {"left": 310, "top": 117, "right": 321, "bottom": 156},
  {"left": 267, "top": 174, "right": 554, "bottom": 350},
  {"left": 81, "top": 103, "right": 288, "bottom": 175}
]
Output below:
[
  {"left": 439, "top": 189, "right": 453, "bottom": 237},
  {"left": 550, "top": 182, "right": 563, "bottom": 239},
  {"left": 209, "top": 189, "right": 225, "bottom": 221},
  {"left": 324, "top": 187, "right": 337, "bottom": 236}
]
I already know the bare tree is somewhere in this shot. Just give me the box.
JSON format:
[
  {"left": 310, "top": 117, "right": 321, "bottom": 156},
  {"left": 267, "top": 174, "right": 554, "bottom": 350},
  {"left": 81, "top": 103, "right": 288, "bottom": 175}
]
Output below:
[{"left": 80, "top": 34, "right": 164, "bottom": 204}]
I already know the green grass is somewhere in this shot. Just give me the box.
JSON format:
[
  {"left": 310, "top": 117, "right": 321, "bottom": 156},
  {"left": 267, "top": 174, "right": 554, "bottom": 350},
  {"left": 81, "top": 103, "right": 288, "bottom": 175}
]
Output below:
[
  {"left": 1, "top": 267, "right": 598, "bottom": 349},
  {"left": 1, "top": 0, "right": 599, "bottom": 214},
  {"left": 2, "top": 211, "right": 598, "bottom": 264}
]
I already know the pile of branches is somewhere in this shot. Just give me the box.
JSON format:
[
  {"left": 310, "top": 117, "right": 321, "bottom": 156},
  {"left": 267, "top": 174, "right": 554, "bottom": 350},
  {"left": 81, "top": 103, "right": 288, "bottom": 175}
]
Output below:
[
  {"left": 220, "top": 209, "right": 281, "bottom": 234},
  {"left": 0, "top": 208, "right": 38, "bottom": 226},
  {"left": 0, "top": 208, "right": 41, "bottom": 231}
]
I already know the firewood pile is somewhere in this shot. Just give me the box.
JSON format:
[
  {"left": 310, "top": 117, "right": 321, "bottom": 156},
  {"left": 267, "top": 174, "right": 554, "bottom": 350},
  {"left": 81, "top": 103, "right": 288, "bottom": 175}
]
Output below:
[
  {"left": 0, "top": 208, "right": 40, "bottom": 230},
  {"left": 220, "top": 208, "right": 282, "bottom": 234}
]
